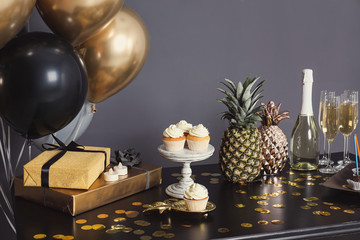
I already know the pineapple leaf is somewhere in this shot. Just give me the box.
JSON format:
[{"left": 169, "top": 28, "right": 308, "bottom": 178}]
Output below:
[
  {"left": 251, "top": 80, "right": 265, "bottom": 98},
  {"left": 224, "top": 78, "right": 236, "bottom": 90},
  {"left": 220, "top": 81, "right": 236, "bottom": 95},
  {"left": 236, "top": 81, "right": 243, "bottom": 99},
  {"left": 242, "top": 76, "right": 260, "bottom": 102}
]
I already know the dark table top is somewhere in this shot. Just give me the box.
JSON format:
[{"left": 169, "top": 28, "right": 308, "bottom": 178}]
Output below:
[{"left": 14, "top": 152, "right": 360, "bottom": 240}]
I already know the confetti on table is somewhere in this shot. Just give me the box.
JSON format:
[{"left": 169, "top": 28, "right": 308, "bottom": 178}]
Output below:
[
  {"left": 97, "top": 213, "right": 109, "bottom": 219},
  {"left": 218, "top": 227, "right": 230, "bottom": 233},
  {"left": 33, "top": 234, "right": 46, "bottom": 239}
]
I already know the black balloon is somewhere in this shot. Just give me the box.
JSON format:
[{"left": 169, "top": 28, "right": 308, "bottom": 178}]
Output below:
[{"left": 0, "top": 32, "right": 87, "bottom": 139}]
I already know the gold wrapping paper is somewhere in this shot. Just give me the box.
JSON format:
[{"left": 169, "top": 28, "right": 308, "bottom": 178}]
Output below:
[
  {"left": 23, "top": 146, "right": 110, "bottom": 189},
  {"left": 15, "top": 163, "right": 162, "bottom": 216}
]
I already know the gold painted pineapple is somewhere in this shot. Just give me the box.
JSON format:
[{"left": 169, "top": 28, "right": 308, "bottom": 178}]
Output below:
[
  {"left": 218, "top": 76, "right": 265, "bottom": 183},
  {"left": 258, "top": 101, "right": 290, "bottom": 175}
]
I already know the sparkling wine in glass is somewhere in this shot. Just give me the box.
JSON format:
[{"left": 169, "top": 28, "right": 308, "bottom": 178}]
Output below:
[
  {"left": 319, "top": 93, "right": 339, "bottom": 174},
  {"left": 318, "top": 90, "right": 329, "bottom": 165}
]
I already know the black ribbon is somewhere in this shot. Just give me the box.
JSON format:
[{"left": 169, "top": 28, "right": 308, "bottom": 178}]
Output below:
[{"left": 41, "top": 135, "right": 107, "bottom": 188}]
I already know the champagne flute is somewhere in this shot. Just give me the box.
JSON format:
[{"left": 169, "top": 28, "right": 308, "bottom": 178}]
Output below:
[
  {"left": 340, "top": 91, "right": 358, "bottom": 165},
  {"left": 319, "top": 93, "right": 339, "bottom": 174},
  {"left": 318, "top": 90, "right": 329, "bottom": 165}
]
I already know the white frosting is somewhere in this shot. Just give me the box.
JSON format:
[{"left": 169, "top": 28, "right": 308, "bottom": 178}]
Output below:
[
  {"left": 176, "top": 120, "right": 193, "bottom": 133},
  {"left": 184, "top": 183, "right": 208, "bottom": 200},
  {"left": 189, "top": 124, "right": 209, "bottom": 138},
  {"left": 163, "top": 124, "right": 184, "bottom": 138}
]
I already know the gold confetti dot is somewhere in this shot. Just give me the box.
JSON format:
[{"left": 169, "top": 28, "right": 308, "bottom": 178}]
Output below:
[
  {"left": 218, "top": 227, "right": 230, "bottom": 233},
  {"left": 289, "top": 171, "right": 294, "bottom": 175},
  {"left": 342, "top": 185, "right": 349, "bottom": 189},
  {"left": 97, "top": 213, "right": 109, "bottom": 219},
  {"left": 160, "top": 224, "right": 172, "bottom": 230},
  {"left": 236, "top": 190, "right": 247, "bottom": 194},
  {"left": 257, "top": 201, "right": 268, "bottom": 206},
  {"left": 271, "top": 220, "right": 284, "bottom": 225},
  {"left": 201, "top": 172, "right": 211, "bottom": 176},
  {"left": 277, "top": 190, "right": 287, "bottom": 194},
  {"left": 93, "top": 224, "right": 106, "bottom": 230},
  {"left": 274, "top": 183, "right": 283, "bottom": 187},
  {"left": 171, "top": 173, "right": 181, "bottom": 177},
  {"left": 288, "top": 181, "right": 297, "bottom": 186},
  {"left": 319, "top": 211, "right": 331, "bottom": 216},
  {"left": 296, "top": 185, "right": 306, "bottom": 189},
  {"left": 209, "top": 181, "right": 219, "bottom": 184},
  {"left": 257, "top": 220, "right": 269, "bottom": 225},
  {"left": 134, "top": 220, "right": 151, "bottom": 226},
  {"left": 106, "top": 229, "right": 121, "bottom": 234},
  {"left": 164, "top": 233, "right": 176, "bottom": 239},
  {"left": 254, "top": 208, "right": 271, "bottom": 214},
  {"left": 270, "top": 192, "right": 280, "bottom": 197},
  {"left": 294, "top": 178, "right": 305, "bottom": 182},
  {"left": 152, "top": 230, "right": 166, "bottom": 237},
  {"left": 52, "top": 234, "right": 64, "bottom": 239},
  {"left": 133, "top": 229, "right": 145, "bottom": 235},
  {"left": 241, "top": 223, "right": 253, "bottom": 228},
  {"left": 318, "top": 183, "right": 324, "bottom": 186},
  {"left": 306, "top": 182, "right": 315, "bottom": 186},
  {"left": 140, "top": 236, "right": 152, "bottom": 240},
  {"left": 307, "top": 202, "right": 318, "bottom": 207},
  {"left": 115, "top": 209, "right": 126, "bottom": 214},
  {"left": 81, "top": 225, "right": 93, "bottom": 230},
  {"left": 62, "top": 236, "right": 74, "bottom": 240},
  {"left": 323, "top": 202, "right": 334, "bottom": 206},
  {"left": 278, "top": 176, "right": 286, "bottom": 180},
  {"left": 303, "top": 197, "right": 319, "bottom": 202},
  {"left": 273, "top": 204, "right": 285, "bottom": 208},
  {"left": 181, "top": 224, "right": 192, "bottom": 228},
  {"left": 33, "top": 234, "right": 46, "bottom": 239},
  {"left": 126, "top": 211, "right": 139, "bottom": 218},
  {"left": 300, "top": 205, "right": 311, "bottom": 210},
  {"left": 111, "top": 224, "right": 125, "bottom": 230},
  {"left": 344, "top": 209, "right": 355, "bottom": 214},
  {"left": 122, "top": 227, "right": 133, "bottom": 233},
  {"left": 292, "top": 192, "right": 301, "bottom": 196},
  {"left": 132, "top": 202, "right": 143, "bottom": 206},
  {"left": 75, "top": 219, "right": 87, "bottom": 224},
  {"left": 211, "top": 173, "right": 222, "bottom": 177},
  {"left": 235, "top": 203, "right": 246, "bottom": 208},
  {"left": 314, "top": 175, "right": 322, "bottom": 178},
  {"left": 210, "top": 178, "right": 219, "bottom": 181},
  {"left": 142, "top": 204, "right": 152, "bottom": 208},
  {"left": 114, "top": 217, "right": 126, "bottom": 222},
  {"left": 313, "top": 211, "right": 321, "bottom": 215},
  {"left": 330, "top": 206, "right": 341, "bottom": 210}
]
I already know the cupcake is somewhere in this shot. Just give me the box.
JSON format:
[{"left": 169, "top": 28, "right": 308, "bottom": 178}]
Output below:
[
  {"left": 162, "top": 124, "right": 185, "bottom": 151},
  {"left": 183, "top": 183, "right": 209, "bottom": 211},
  {"left": 187, "top": 124, "right": 210, "bottom": 151},
  {"left": 176, "top": 120, "right": 193, "bottom": 136}
]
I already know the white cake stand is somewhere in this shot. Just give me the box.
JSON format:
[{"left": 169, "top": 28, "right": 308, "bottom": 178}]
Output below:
[{"left": 158, "top": 144, "right": 215, "bottom": 199}]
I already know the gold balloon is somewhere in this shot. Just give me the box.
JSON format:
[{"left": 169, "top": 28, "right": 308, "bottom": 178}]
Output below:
[
  {"left": 36, "top": 0, "right": 124, "bottom": 46},
  {"left": 0, "top": 0, "right": 36, "bottom": 48},
  {"left": 79, "top": 6, "right": 149, "bottom": 103}
]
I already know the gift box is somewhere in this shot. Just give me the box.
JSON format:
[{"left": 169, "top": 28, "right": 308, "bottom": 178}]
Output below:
[
  {"left": 15, "top": 162, "right": 162, "bottom": 216},
  {"left": 23, "top": 146, "right": 111, "bottom": 189}
]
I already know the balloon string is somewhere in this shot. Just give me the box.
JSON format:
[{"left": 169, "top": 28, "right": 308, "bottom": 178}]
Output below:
[
  {"left": 0, "top": 204, "right": 15, "bottom": 233},
  {"left": 0, "top": 118, "right": 9, "bottom": 182},
  {"left": 0, "top": 184, "right": 13, "bottom": 216},
  {"left": 72, "top": 105, "right": 88, "bottom": 142},
  {"left": 28, "top": 139, "right": 32, "bottom": 162},
  {"left": 10, "top": 139, "right": 27, "bottom": 189}
]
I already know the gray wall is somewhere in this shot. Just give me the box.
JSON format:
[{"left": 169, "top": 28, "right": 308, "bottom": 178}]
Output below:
[{"left": 2, "top": 1, "right": 360, "bottom": 238}]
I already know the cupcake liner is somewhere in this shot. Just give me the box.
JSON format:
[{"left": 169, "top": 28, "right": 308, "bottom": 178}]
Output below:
[
  {"left": 346, "top": 179, "right": 360, "bottom": 190},
  {"left": 184, "top": 196, "right": 209, "bottom": 212},
  {"left": 163, "top": 139, "right": 185, "bottom": 151},
  {"left": 187, "top": 139, "right": 210, "bottom": 152}
]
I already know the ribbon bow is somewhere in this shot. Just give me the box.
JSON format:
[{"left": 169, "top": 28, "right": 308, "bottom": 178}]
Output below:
[{"left": 40, "top": 135, "right": 107, "bottom": 188}]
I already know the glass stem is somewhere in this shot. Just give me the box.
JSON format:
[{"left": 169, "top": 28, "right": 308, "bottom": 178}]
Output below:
[
  {"left": 343, "top": 136, "right": 349, "bottom": 161},
  {"left": 323, "top": 136, "right": 328, "bottom": 159},
  {"left": 327, "top": 141, "right": 332, "bottom": 167}
]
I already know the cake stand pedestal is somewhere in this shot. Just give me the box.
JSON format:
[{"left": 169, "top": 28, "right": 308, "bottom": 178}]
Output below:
[{"left": 158, "top": 144, "right": 215, "bottom": 199}]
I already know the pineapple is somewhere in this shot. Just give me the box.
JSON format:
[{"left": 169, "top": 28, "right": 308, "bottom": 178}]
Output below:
[
  {"left": 217, "top": 76, "right": 265, "bottom": 183},
  {"left": 258, "top": 101, "right": 290, "bottom": 175}
]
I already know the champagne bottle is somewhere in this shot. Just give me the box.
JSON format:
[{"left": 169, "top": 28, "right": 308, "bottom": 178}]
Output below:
[{"left": 290, "top": 69, "right": 320, "bottom": 171}]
